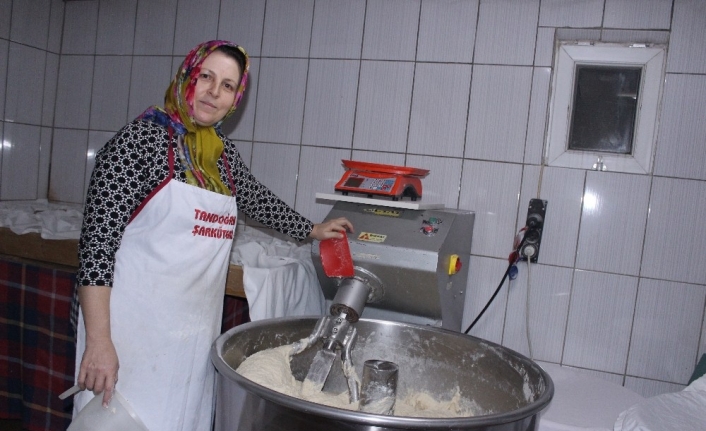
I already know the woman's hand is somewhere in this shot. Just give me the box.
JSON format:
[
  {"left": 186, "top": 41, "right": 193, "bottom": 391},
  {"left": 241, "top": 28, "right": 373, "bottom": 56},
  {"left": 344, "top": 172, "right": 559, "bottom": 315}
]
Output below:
[
  {"left": 77, "top": 285, "right": 119, "bottom": 407},
  {"left": 78, "top": 337, "right": 119, "bottom": 407},
  {"left": 309, "top": 217, "right": 354, "bottom": 241}
]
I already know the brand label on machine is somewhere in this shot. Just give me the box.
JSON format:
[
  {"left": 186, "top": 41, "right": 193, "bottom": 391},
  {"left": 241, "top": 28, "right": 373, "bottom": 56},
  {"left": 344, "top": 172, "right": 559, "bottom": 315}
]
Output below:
[
  {"left": 362, "top": 208, "right": 402, "bottom": 218},
  {"left": 357, "top": 232, "right": 387, "bottom": 243}
]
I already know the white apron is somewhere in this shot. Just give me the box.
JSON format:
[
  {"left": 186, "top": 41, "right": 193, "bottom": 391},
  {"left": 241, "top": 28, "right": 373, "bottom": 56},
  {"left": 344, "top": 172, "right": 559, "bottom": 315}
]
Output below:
[{"left": 75, "top": 137, "right": 238, "bottom": 431}]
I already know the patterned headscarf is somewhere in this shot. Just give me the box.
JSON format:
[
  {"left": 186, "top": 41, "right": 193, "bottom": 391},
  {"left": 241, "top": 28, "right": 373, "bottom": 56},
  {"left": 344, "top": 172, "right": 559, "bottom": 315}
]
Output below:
[{"left": 139, "top": 40, "right": 250, "bottom": 196}]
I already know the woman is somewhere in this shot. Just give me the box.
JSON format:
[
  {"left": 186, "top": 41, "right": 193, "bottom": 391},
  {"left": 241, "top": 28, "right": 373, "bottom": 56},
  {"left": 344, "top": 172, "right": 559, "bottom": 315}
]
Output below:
[{"left": 73, "top": 40, "right": 352, "bottom": 431}]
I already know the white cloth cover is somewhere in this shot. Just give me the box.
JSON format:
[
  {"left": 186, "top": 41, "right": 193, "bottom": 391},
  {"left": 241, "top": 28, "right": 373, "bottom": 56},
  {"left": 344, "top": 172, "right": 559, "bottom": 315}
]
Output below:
[
  {"left": 0, "top": 199, "right": 82, "bottom": 239},
  {"left": 231, "top": 234, "right": 325, "bottom": 321},
  {"left": 614, "top": 374, "right": 706, "bottom": 431}
]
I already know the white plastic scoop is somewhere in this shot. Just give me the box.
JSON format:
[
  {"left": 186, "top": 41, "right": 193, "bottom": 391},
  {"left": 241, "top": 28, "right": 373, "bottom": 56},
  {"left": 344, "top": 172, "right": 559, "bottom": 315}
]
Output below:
[{"left": 59, "top": 384, "right": 83, "bottom": 400}]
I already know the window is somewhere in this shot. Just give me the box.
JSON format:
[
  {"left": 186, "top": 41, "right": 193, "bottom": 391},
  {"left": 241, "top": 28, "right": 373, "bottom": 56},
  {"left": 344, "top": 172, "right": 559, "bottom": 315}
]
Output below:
[{"left": 545, "top": 42, "right": 666, "bottom": 174}]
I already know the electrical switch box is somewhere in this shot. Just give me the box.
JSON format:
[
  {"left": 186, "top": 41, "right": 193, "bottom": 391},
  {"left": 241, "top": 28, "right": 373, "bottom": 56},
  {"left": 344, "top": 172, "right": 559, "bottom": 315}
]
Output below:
[{"left": 521, "top": 199, "right": 547, "bottom": 263}]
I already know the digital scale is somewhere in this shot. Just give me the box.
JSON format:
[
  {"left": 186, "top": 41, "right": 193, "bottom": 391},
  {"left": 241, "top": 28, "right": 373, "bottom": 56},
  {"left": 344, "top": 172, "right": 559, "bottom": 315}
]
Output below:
[
  {"left": 333, "top": 160, "right": 428, "bottom": 201},
  {"left": 316, "top": 160, "right": 444, "bottom": 210}
]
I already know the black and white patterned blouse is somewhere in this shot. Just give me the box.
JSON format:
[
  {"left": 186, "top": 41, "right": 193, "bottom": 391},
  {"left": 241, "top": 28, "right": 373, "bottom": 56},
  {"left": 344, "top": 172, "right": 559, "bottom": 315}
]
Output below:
[{"left": 77, "top": 119, "right": 313, "bottom": 287}]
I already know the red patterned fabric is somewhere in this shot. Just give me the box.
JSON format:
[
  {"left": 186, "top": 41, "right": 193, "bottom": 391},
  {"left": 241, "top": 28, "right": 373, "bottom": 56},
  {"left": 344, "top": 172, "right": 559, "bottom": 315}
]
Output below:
[
  {"left": 0, "top": 259, "right": 75, "bottom": 431},
  {"left": 222, "top": 296, "right": 250, "bottom": 332},
  {"left": 0, "top": 257, "right": 250, "bottom": 431}
]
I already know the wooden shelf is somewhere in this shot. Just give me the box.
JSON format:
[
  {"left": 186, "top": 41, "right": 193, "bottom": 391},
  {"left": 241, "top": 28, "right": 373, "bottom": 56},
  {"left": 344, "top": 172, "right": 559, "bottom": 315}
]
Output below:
[{"left": 0, "top": 227, "right": 246, "bottom": 298}]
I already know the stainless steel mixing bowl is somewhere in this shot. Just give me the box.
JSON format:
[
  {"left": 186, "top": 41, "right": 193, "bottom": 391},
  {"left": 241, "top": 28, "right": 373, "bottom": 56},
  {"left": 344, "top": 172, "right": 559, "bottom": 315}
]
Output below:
[{"left": 211, "top": 317, "right": 553, "bottom": 431}]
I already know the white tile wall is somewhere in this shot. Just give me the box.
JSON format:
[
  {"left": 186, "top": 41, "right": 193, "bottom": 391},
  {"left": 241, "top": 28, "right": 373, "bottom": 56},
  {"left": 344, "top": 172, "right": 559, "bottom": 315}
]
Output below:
[
  {"left": 539, "top": 0, "right": 604, "bottom": 28},
  {"left": 517, "top": 164, "right": 541, "bottom": 223},
  {"left": 534, "top": 28, "right": 555, "bottom": 67},
  {"left": 10, "top": 0, "right": 50, "bottom": 49},
  {"left": 254, "top": 58, "right": 308, "bottom": 145},
  {"left": 173, "top": 0, "right": 220, "bottom": 56},
  {"left": 134, "top": 0, "right": 178, "bottom": 56},
  {"left": 4, "top": 43, "right": 45, "bottom": 124},
  {"left": 302, "top": 59, "right": 359, "bottom": 148},
  {"left": 61, "top": 1, "right": 98, "bottom": 55},
  {"left": 310, "top": 0, "right": 365, "bottom": 59},
  {"left": 217, "top": 0, "right": 266, "bottom": 57},
  {"left": 89, "top": 56, "right": 132, "bottom": 131},
  {"left": 0, "top": 0, "right": 11, "bottom": 39},
  {"left": 0, "top": 122, "right": 40, "bottom": 200},
  {"left": 666, "top": 0, "right": 706, "bottom": 74},
  {"left": 600, "top": 29, "right": 670, "bottom": 44},
  {"left": 604, "top": 0, "right": 672, "bottom": 29},
  {"left": 699, "top": 312, "right": 706, "bottom": 360},
  {"left": 524, "top": 67, "right": 551, "bottom": 165},
  {"left": 576, "top": 172, "right": 650, "bottom": 276},
  {"left": 406, "top": 154, "right": 462, "bottom": 210},
  {"left": 503, "top": 264, "right": 573, "bottom": 362},
  {"left": 459, "top": 159, "right": 522, "bottom": 258},
  {"left": 625, "top": 377, "right": 686, "bottom": 398},
  {"left": 556, "top": 28, "right": 602, "bottom": 42},
  {"left": 47, "top": 0, "right": 64, "bottom": 54},
  {"left": 295, "top": 146, "right": 352, "bottom": 223},
  {"left": 96, "top": 0, "right": 137, "bottom": 55},
  {"left": 417, "top": 0, "right": 478, "bottom": 63},
  {"left": 42, "top": 53, "right": 59, "bottom": 126},
  {"left": 0, "top": 39, "right": 7, "bottom": 120},
  {"left": 362, "top": 0, "right": 420, "bottom": 61},
  {"left": 0, "top": 122, "right": 3, "bottom": 180},
  {"left": 563, "top": 270, "right": 638, "bottom": 373},
  {"left": 54, "top": 55, "right": 94, "bottom": 129},
  {"left": 350, "top": 150, "right": 403, "bottom": 167},
  {"left": 697, "top": 310, "right": 706, "bottom": 361},
  {"left": 463, "top": 255, "right": 510, "bottom": 343},
  {"left": 353, "top": 61, "right": 414, "bottom": 153},
  {"left": 408, "top": 63, "right": 472, "bottom": 158},
  {"left": 466, "top": 65, "right": 533, "bottom": 163},
  {"left": 627, "top": 278, "right": 706, "bottom": 382},
  {"left": 474, "top": 0, "right": 539, "bottom": 66},
  {"left": 224, "top": 58, "right": 259, "bottom": 142},
  {"left": 261, "top": 0, "right": 314, "bottom": 58},
  {"left": 654, "top": 74, "right": 706, "bottom": 180},
  {"left": 232, "top": 140, "right": 252, "bottom": 168},
  {"left": 642, "top": 177, "right": 706, "bottom": 284},
  {"left": 49, "top": 128, "right": 88, "bottom": 203},
  {"left": 127, "top": 56, "right": 173, "bottom": 121},
  {"left": 250, "top": 142, "right": 300, "bottom": 207},
  {"left": 38, "top": 126, "right": 51, "bottom": 199}
]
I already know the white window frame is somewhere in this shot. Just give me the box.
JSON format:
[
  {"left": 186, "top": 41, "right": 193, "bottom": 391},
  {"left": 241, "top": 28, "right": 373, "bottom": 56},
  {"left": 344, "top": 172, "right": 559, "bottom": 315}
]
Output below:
[{"left": 545, "top": 42, "right": 666, "bottom": 174}]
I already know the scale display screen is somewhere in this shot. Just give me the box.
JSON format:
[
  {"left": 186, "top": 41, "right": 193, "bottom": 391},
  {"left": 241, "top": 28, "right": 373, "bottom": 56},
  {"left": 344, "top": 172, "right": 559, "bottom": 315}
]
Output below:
[
  {"left": 343, "top": 177, "right": 365, "bottom": 188},
  {"left": 345, "top": 175, "right": 396, "bottom": 192}
]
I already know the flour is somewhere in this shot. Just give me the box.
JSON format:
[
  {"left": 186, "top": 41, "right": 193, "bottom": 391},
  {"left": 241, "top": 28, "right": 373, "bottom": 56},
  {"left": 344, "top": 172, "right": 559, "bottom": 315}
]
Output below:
[{"left": 235, "top": 343, "right": 479, "bottom": 418}]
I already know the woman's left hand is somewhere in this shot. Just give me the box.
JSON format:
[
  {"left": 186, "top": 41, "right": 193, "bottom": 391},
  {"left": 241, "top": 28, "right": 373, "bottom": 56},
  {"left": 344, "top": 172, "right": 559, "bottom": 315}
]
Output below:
[{"left": 309, "top": 217, "right": 354, "bottom": 241}]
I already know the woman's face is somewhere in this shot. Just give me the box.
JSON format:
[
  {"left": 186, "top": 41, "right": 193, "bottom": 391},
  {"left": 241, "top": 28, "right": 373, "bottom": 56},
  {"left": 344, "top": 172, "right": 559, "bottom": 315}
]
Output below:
[{"left": 191, "top": 50, "right": 242, "bottom": 127}]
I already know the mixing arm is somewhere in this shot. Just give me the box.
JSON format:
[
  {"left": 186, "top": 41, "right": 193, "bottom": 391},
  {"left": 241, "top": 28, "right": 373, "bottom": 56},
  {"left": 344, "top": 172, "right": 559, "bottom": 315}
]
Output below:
[{"left": 290, "top": 276, "right": 373, "bottom": 396}]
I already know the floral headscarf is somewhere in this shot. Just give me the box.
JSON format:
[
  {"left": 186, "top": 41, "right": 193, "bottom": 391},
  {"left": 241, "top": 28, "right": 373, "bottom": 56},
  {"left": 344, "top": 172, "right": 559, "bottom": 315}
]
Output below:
[{"left": 139, "top": 40, "right": 250, "bottom": 196}]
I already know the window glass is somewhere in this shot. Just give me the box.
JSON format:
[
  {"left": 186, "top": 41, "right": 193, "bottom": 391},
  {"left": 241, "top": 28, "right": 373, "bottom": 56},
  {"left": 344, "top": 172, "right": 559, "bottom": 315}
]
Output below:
[{"left": 568, "top": 65, "right": 642, "bottom": 155}]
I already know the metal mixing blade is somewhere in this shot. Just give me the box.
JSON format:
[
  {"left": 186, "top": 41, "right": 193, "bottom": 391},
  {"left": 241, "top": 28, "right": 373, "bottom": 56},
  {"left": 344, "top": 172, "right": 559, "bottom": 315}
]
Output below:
[
  {"left": 302, "top": 348, "right": 337, "bottom": 394},
  {"left": 289, "top": 314, "right": 359, "bottom": 396}
]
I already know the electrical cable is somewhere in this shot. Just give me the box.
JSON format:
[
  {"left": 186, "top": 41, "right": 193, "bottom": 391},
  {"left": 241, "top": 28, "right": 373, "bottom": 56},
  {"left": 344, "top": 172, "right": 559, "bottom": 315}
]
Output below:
[
  {"left": 525, "top": 257, "right": 534, "bottom": 360},
  {"left": 463, "top": 230, "right": 530, "bottom": 335}
]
